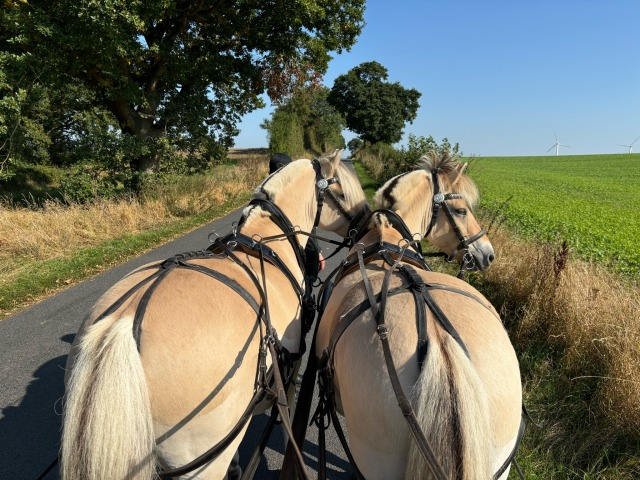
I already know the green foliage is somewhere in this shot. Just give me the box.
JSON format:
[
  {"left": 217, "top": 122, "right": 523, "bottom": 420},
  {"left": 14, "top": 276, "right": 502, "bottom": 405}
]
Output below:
[
  {"left": 354, "top": 135, "right": 460, "bottom": 184},
  {"left": 262, "top": 86, "right": 345, "bottom": 157},
  {"left": 404, "top": 134, "right": 460, "bottom": 160},
  {"left": 347, "top": 137, "right": 363, "bottom": 155},
  {"left": 261, "top": 109, "right": 306, "bottom": 158},
  {"left": 0, "top": 53, "right": 52, "bottom": 176},
  {"left": 470, "top": 154, "right": 640, "bottom": 277},
  {"left": 0, "top": 161, "right": 65, "bottom": 204},
  {"left": 58, "top": 163, "right": 130, "bottom": 204},
  {"left": 1, "top": 0, "right": 365, "bottom": 174},
  {"left": 328, "top": 61, "right": 421, "bottom": 144}
]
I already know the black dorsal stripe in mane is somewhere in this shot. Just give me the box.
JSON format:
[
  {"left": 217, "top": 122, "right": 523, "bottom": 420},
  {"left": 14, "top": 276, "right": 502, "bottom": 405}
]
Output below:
[{"left": 381, "top": 172, "right": 409, "bottom": 206}]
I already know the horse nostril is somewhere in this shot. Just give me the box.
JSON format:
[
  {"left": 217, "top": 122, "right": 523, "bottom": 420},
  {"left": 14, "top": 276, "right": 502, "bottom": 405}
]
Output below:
[{"left": 487, "top": 253, "right": 495, "bottom": 265}]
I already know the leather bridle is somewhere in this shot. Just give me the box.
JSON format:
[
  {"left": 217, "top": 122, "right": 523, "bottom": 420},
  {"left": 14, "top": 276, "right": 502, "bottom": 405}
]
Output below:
[{"left": 424, "top": 168, "right": 486, "bottom": 276}]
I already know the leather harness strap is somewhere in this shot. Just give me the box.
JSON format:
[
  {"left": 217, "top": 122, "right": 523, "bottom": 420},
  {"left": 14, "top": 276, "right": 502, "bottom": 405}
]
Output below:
[
  {"left": 311, "top": 218, "right": 525, "bottom": 480},
  {"left": 242, "top": 198, "right": 308, "bottom": 274},
  {"left": 88, "top": 156, "right": 357, "bottom": 479},
  {"left": 351, "top": 245, "right": 448, "bottom": 480},
  {"left": 157, "top": 387, "right": 267, "bottom": 479}
]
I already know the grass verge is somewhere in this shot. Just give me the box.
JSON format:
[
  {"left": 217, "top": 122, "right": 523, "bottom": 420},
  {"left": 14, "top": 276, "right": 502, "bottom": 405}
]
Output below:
[
  {"left": 0, "top": 195, "right": 250, "bottom": 320},
  {"left": 352, "top": 161, "right": 377, "bottom": 203},
  {"left": 0, "top": 150, "right": 269, "bottom": 320}
]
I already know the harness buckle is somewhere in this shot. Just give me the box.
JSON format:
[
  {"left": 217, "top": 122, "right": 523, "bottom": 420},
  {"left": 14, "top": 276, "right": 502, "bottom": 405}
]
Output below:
[
  {"left": 161, "top": 255, "right": 182, "bottom": 269},
  {"left": 316, "top": 178, "right": 329, "bottom": 190},
  {"left": 208, "top": 230, "right": 219, "bottom": 243},
  {"left": 251, "top": 233, "right": 262, "bottom": 247},
  {"left": 376, "top": 324, "right": 389, "bottom": 339}
]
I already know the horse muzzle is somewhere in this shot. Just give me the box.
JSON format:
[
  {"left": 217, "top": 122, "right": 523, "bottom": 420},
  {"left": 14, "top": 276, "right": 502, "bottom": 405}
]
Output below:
[{"left": 469, "top": 242, "right": 495, "bottom": 270}]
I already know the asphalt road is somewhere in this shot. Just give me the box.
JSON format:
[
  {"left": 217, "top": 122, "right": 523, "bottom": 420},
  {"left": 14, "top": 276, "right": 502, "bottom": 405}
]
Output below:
[{"left": 0, "top": 204, "right": 354, "bottom": 479}]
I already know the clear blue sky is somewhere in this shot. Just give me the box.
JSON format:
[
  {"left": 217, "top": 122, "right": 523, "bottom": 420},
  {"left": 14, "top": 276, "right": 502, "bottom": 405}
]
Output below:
[{"left": 234, "top": 0, "right": 640, "bottom": 157}]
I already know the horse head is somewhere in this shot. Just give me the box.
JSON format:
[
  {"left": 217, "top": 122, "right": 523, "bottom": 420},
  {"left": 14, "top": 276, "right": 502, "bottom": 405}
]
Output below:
[
  {"left": 374, "top": 150, "right": 495, "bottom": 270},
  {"left": 256, "top": 149, "right": 368, "bottom": 239}
]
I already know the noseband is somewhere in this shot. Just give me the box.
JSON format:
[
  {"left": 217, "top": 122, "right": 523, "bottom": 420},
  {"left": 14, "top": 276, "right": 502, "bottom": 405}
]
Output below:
[{"left": 423, "top": 168, "right": 486, "bottom": 273}]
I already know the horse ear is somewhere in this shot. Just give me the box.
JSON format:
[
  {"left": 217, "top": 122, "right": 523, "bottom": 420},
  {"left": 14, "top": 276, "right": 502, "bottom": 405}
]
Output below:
[
  {"left": 329, "top": 149, "right": 344, "bottom": 167},
  {"left": 318, "top": 149, "right": 344, "bottom": 177},
  {"left": 452, "top": 162, "right": 468, "bottom": 185}
]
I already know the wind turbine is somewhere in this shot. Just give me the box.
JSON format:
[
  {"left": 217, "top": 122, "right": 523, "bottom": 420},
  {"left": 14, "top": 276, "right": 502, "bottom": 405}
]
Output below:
[
  {"left": 547, "top": 133, "right": 570, "bottom": 156},
  {"left": 618, "top": 135, "right": 640, "bottom": 153}
]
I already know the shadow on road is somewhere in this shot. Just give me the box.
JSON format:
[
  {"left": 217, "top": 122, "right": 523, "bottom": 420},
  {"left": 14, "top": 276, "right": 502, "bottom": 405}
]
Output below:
[
  {"left": 239, "top": 412, "right": 353, "bottom": 479},
  {"left": 0, "top": 334, "right": 74, "bottom": 479}
]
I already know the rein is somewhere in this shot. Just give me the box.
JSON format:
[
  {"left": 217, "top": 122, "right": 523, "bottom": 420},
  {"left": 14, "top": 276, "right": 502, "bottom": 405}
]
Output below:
[
  {"left": 283, "top": 207, "right": 527, "bottom": 480},
  {"left": 49, "top": 158, "right": 363, "bottom": 480}
]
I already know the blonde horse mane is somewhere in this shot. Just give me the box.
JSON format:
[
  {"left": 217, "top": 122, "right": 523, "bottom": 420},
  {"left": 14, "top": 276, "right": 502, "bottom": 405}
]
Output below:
[
  {"left": 375, "top": 150, "right": 480, "bottom": 213},
  {"left": 419, "top": 150, "right": 479, "bottom": 207},
  {"left": 255, "top": 151, "right": 366, "bottom": 216}
]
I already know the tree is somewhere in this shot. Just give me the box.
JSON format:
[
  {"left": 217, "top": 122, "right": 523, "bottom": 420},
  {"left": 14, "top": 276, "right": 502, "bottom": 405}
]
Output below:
[
  {"left": 261, "top": 86, "right": 344, "bottom": 157},
  {"left": 328, "top": 61, "right": 421, "bottom": 144},
  {"left": 1, "top": 0, "right": 365, "bottom": 174},
  {"left": 347, "top": 137, "right": 363, "bottom": 155}
]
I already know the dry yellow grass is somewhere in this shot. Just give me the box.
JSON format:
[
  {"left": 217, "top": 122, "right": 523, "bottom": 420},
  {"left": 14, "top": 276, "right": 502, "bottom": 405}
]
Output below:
[
  {"left": 0, "top": 156, "right": 268, "bottom": 279},
  {"left": 478, "top": 225, "right": 640, "bottom": 467}
]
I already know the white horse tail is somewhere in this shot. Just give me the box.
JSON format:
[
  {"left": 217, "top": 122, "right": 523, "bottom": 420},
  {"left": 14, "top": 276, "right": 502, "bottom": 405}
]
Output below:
[
  {"left": 61, "top": 315, "right": 156, "bottom": 480},
  {"left": 405, "top": 333, "right": 492, "bottom": 480}
]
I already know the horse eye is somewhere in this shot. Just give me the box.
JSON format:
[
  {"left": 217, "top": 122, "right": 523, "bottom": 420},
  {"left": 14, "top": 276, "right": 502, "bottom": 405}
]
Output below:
[{"left": 455, "top": 208, "right": 467, "bottom": 216}]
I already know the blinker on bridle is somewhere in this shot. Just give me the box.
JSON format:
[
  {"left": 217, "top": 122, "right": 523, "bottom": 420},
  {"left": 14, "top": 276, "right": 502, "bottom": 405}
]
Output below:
[{"left": 424, "top": 168, "right": 486, "bottom": 275}]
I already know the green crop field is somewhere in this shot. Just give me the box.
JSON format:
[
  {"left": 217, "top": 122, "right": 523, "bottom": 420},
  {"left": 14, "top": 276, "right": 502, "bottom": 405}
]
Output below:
[{"left": 467, "top": 153, "right": 640, "bottom": 277}]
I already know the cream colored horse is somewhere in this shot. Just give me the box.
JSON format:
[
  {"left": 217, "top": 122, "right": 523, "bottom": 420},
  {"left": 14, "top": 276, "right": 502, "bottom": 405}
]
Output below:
[
  {"left": 316, "top": 152, "right": 523, "bottom": 480},
  {"left": 61, "top": 151, "right": 366, "bottom": 480}
]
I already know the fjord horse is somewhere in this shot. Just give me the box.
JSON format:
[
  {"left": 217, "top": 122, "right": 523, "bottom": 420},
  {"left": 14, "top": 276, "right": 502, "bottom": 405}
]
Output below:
[
  {"left": 61, "top": 151, "right": 367, "bottom": 479},
  {"left": 315, "top": 152, "right": 523, "bottom": 479}
]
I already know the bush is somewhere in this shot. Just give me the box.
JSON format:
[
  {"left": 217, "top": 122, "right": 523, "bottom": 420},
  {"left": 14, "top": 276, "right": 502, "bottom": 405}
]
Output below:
[
  {"left": 353, "top": 135, "right": 462, "bottom": 184},
  {"left": 261, "top": 86, "right": 345, "bottom": 158},
  {"left": 59, "top": 164, "right": 129, "bottom": 203},
  {"left": 262, "top": 109, "right": 306, "bottom": 158},
  {"left": 347, "top": 138, "right": 363, "bottom": 155}
]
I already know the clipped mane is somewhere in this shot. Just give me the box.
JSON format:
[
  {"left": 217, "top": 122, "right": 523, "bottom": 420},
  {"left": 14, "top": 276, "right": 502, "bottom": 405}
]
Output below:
[
  {"left": 419, "top": 150, "right": 479, "bottom": 207},
  {"left": 253, "top": 153, "right": 366, "bottom": 217}
]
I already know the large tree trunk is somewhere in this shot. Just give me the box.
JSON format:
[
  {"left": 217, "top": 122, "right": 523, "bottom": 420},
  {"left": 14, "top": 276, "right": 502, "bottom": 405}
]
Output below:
[{"left": 110, "top": 99, "right": 162, "bottom": 174}]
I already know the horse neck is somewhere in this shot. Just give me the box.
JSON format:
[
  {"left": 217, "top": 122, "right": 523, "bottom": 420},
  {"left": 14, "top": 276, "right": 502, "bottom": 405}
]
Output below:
[
  {"left": 395, "top": 172, "right": 434, "bottom": 239},
  {"left": 240, "top": 214, "right": 305, "bottom": 280},
  {"left": 271, "top": 173, "right": 317, "bottom": 236},
  {"left": 241, "top": 175, "right": 317, "bottom": 278},
  {"left": 360, "top": 223, "right": 406, "bottom": 248}
]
